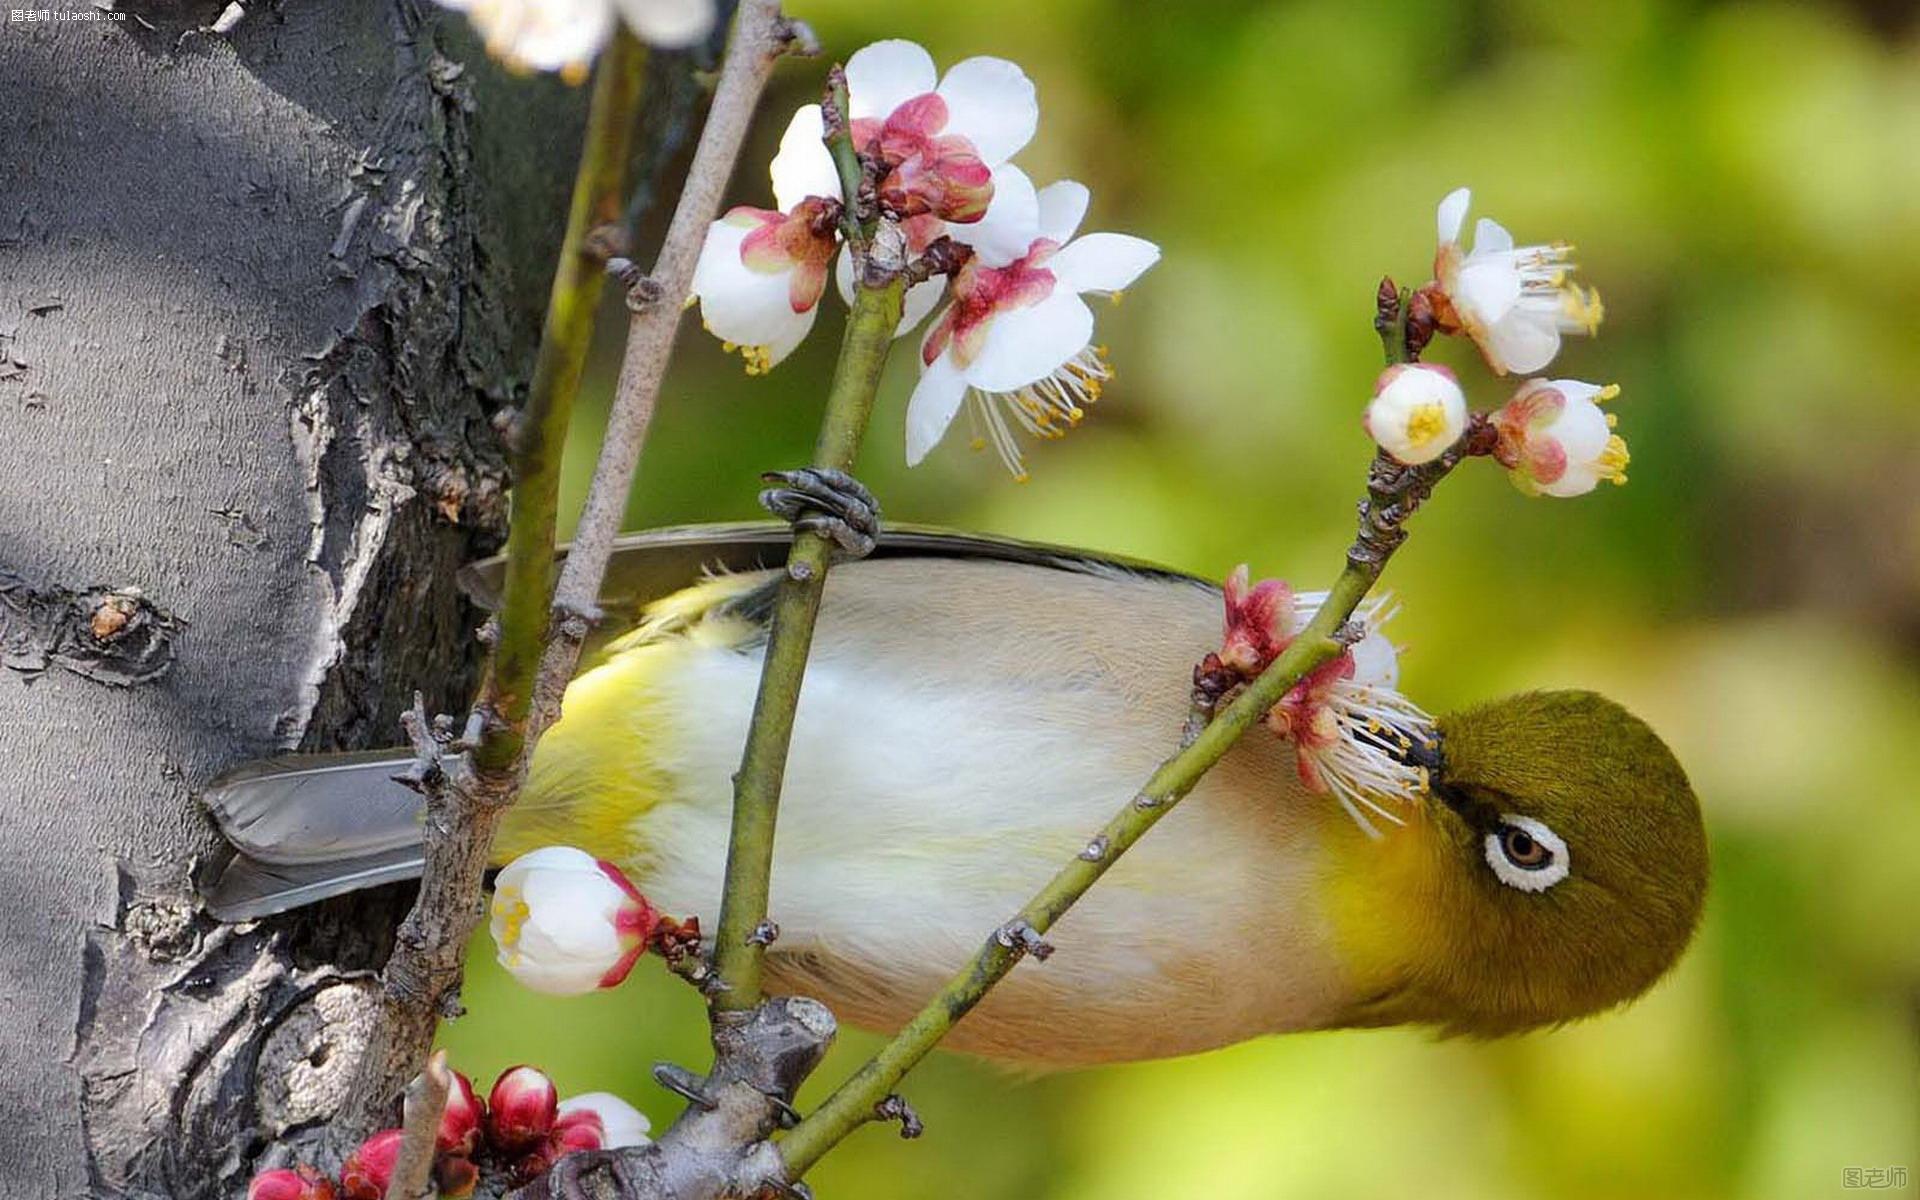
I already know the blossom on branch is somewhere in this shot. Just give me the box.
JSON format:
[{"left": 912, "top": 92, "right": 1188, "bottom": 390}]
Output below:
[
  {"left": 489, "top": 846, "right": 660, "bottom": 995},
  {"left": 1427, "top": 187, "right": 1602, "bottom": 375},
  {"left": 906, "top": 170, "right": 1160, "bottom": 479},
  {"left": 431, "top": 0, "right": 716, "bottom": 79},
  {"left": 1214, "top": 570, "right": 1435, "bottom": 836},
  {"left": 1492, "top": 377, "right": 1629, "bottom": 497},
  {"left": 488, "top": 1065, "right": 560, "bottom": 1155},
  {"left": 437, "top": 1067, "right": 485, "bottom": 1157},
  {"left": 691, "top": 39, "right": 1039, "bottom": 372},
  {"left": 555, "top": 1092, "right": 654, "bottom": 1151},
  {"left": 1364, "top": 363, "right": 1467, "bottom": 465}
]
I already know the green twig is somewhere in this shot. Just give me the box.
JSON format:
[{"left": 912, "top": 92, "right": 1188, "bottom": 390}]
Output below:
[
  {"left": 477, "top": 30, "right": 648, "bottom": 776},
  {"left": 821, "top": 66, "right": 864, "bottom": 244},
  {"left": 348, "top": 38, "right": 650, "bottom": 1133},
  {"left": 777, "top": 449, "right": 1464, "bottom": 1175},
  {"left": 710, "top": 275, "right": 905, "bottom": 1011}
]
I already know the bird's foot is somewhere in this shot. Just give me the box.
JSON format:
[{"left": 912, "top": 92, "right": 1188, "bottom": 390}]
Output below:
[{"left": 759, "top": 467, "right": 880, "bottom": 559}]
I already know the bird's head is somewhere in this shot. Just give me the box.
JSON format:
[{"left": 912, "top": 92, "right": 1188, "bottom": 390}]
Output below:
[{"left": 1326, "top": 690, "right": 1707, "bottom": 1037}]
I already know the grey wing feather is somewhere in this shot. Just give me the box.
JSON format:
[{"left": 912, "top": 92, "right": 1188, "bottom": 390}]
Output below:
[
  {"left": 207, "top": 847, "right": 425, "bottom": 921},
  {"left": 203, "top": 751, "right": 423, "bottom": 864}
]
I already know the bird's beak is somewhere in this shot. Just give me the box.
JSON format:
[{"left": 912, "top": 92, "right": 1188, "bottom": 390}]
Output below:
[{"left": 1386, "top": 725, "right": 1476, "bottom": 826}]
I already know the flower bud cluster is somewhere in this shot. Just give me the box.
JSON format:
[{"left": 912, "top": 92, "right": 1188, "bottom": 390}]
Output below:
[
  {"left": 247, "top": 1065, "right": 650, "bottom": 1200},
  {"left": 1363, "top": 188, "right": 1627, "bottom": 500}
]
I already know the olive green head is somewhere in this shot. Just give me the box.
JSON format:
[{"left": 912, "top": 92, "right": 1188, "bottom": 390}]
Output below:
[{"left": 1336, "top": 690, "right": 1708, "bottom": 1037}]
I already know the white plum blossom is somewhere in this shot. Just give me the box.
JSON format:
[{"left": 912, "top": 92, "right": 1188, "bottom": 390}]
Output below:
[
  {"left": 433, "top": 0, "right": 716, "bottom": 78},
  {"left": 690, "top": 40, "right": 1039, "bottom": 372},
  {"left": 556, "top": 1093, "right": 653, "bottom": 1151},
  {"left": 905, "top": 168, "right": 1160, "bottom": 479},
  {"left": 1492, "top": 378, "right": 1629, "bottom": 498},
  {"left": 1363, "top": 363, "right": 1467, "bottom": 465},
  {"left": 1266, "top": 590, "right": 1434, "bottom": 838},
  {"left": 1430, "top": 187, "right": 1603, "bottom": 376},
  {"left": 488, "top": 846, "right": 658, "bottom": 995}
]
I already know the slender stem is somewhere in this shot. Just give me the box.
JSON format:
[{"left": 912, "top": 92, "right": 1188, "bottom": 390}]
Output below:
[
  {"left": 710, "top": 276, "right": 905, "bottom": 1011},
  {"left": 383, "top": 1050, "right": 451, "bottom": 1200},
  {"left": 476, "top": 30, "right": 648, "bottom": 776},
  {"left": 545, "top": 0, "right": 807, "bottom": 655},
  {"left": 346, "top": 44, "right": 649, "bottom": 1134},
  {"left": 778, "top": 460, "right": 1458, "bottom": 1175}
]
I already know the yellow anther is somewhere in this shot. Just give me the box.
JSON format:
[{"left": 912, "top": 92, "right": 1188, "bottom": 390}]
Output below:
[
  {"left": 1596, "top": 383, "right": 1621, "bottom": 403},
  {"left": 1596, "top": 434, "right": 1630, "bottom": 484}
]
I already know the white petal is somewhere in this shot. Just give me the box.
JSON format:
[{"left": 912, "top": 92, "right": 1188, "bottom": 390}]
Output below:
[
  {"left": 1454, "top": 258, "right": 1521, "bottom": 323},
  {"left": 1548, "top": 391, "right": 1613, "bottom": 463},
  {"left": 468, "top": 0, "right": 613, "bottom": 72},
  {"left": 559, "top": 1094, "right": 652, "bottom": 1149},
  {"left": 1483, "top": 311, "right": 1561, "bottom": 375},
  {"left": 1551, "top": 379, "right": 1605, "bottom": 407},
  {"left": 501, "top": 947, "right": 611, "bottom": 995},
  {"left": 611, "top": 0, "right": 714, "bottom": 47},
  {"left": 1436, "top": 187, "right": 1470, "bottom": 244},
  {"left": 899, "top": 277, "right": 946, "bottom": 336},
  {"left": 690, "top": 219, "right": 819, "bottom": 364},
  {"left": 498, "top": 845, "right": 597, "bottom": 890},
  {"left": 1471, "top": 216, "right": 1514, "bottom": 256},
  {"left": 770, "top": 105, "right": 839, "bottom": 210},
  {"left": 1348, "top": 632, "right": 1400, "bottom": 688},
  {"left": 845, "top": 40, "right": 938, "bottom": 121},
  {"left": 833, "top": 243, "right": 856, "bottom": 307},
  {"left": 905, "top": 350, "right": 969, "bottom": 466},
  {"left": 1036, "top": 180, "right": 1090, "bottom": 244},
  {"left": 1047, "top": 232, "right": 1160, "bottom": 295},
  {"left": 934, "top": 56, "right": 1038, "bottom": 163},
  {"left": 964, "top": 290, "right": 1094, "bottom": 393},
  {"left": 947, "top": 163, "right": 1038, "bottom": 266}
]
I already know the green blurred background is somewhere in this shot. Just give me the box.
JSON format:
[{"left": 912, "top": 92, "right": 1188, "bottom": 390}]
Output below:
[{"left": 442, "top": 1, "right": 1920, "bottom": 1196}]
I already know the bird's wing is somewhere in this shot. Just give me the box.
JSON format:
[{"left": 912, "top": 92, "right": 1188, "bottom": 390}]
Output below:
[{"left": 457, "top": 521, "right": 1208, "bottom": 656}]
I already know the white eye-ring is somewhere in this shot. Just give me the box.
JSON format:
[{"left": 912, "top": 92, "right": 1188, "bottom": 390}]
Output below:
[{"left": 1484, "top": 814, "right": 1571, "bottom": 892}]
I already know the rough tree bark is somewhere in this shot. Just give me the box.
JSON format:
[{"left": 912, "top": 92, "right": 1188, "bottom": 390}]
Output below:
[{"left": 0, "top": 3, "right": 584, "bottom": 1195}]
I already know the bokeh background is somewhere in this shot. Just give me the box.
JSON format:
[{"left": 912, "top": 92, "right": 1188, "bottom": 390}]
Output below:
[{"left": 441, "top": 2, "right": 1920, "bottom": 1197}]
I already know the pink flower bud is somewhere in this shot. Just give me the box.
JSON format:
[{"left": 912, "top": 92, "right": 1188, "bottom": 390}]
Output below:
[
  {"left": 1219, "top": 565, "right": 1294, "bottom": 676},
  {"left": 556, "top": 1092, "right": 651, "bottom": 1151},
  {"left": 487, "top": 1065, "right": 559, "bottom": 1156},
  {"left": 437, "top": 1068, "right": 485, "bottom": 1158},
  {"left": 338, "top": 1129, "right": 403, "bottom": 1200},
  {"left": 248, "top": 1166, "right": 336, "bottom": 1200}
]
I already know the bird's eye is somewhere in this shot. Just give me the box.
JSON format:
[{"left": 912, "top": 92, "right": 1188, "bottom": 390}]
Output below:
[{"left": 1484, "top": 814, "right": 1570, "bottom": 892}]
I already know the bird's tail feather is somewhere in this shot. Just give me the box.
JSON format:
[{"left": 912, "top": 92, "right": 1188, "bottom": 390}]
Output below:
[{"left": 202, "top": 751, "right": 427, "bottom": 920}]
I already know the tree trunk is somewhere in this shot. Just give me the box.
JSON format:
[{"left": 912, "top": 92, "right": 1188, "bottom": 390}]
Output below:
[{"left": 0, "top": 3, "right": 579, "bottom": 1194}]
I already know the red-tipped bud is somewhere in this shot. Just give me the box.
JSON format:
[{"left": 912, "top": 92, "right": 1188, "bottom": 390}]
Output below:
[
  {"left": 338, "top": 1129, "right": 403, "bottom": 1200},
  {"left": 1219, "top": 564, "right": 1294, "bottom": 676},
  {"left": 437, "top": 1068, "right": 485, "bottom": 1157},
  {"left": 487, "top": 1065, "right": 559, "bottom": 1155},
  {"left": 555, "top": 1092, "right": 651, "bottom": 1152},
  {"left": 433, "top": 1154, "right": 480, "bottom": 1200},
  {"left": 248, "top": 1166, "right": 336, "bottom": 1200}
]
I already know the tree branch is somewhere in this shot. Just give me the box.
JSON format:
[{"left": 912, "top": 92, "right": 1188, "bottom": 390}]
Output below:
[
  {"left": 710, "top": 274, "right": 905, "bottom": 1011},
  {"left": 383, "top": 1050, "right": 452, "bottom": 1200},
  {"left": 543, "top": 0, "right": 815, "bottom": 693},
  {"left": 340, "top": 32, "right": 651, "bottom": 1133}
]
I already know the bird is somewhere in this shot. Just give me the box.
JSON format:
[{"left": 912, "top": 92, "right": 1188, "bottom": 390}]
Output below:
[{"left": 204, "top": 522, "right": 1708, "bottom": 1068}]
